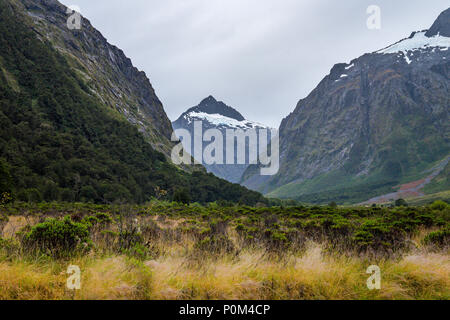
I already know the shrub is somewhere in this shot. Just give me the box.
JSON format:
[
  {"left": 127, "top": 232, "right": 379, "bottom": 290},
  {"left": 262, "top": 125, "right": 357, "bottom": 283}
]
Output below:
[
  {"left": 328, "top": 202, "right": 338, "bottom": 208},
  {"left": 82, "top": 212, "right": 113, "bottom": 229},
  {"left": 123, "top": 243, "right": 149, "bottom": 260},
  {"left": 195, "top": 235, "right": 235, "bottom": 254},
  {"left": 352, "top": 219, "right": 406, "bottom": 253},
  {"left": 0, "top": 237, "right": 20, "bottom": 257},
  {"left": 262, "top": 228, "right": 290, "bottom": 251},
  {"left": 95, "top": 212, "right": 113, "bottom": 224},
  {"left": 0, "top": 192, "right": 12, "bottom": 205},
  {"left": 430, "top": 200, "right": 448, "bottom": 211},
  {"left": 352, "top": 230, "right": 374, "bottom": 247},
  {"left": 118, "top": 230, "right": 144, "bottom": 251},
  {"left": 423, "top": 229, "right": 449, "bottom": 248},
  {"left": 195, "top": 219, "right": 235, "bottom": 254},
  {"left": 395, "top": 198, "right": 408, "bottom": 207},
  {"left": 23, "top": 216, "right": 91, "bottom": 257}
]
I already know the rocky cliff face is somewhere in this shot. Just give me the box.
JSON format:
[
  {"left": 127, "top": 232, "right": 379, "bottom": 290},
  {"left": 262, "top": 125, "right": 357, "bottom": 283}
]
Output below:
[
  {"left": 242, "top": 8, "right": 450, "bottom": 204},
  {"left": 17, "top": 0, "right": 174, "bottom": 155},
  {"left": 173, "top": 96, "right": 271, "bottom": 183}
]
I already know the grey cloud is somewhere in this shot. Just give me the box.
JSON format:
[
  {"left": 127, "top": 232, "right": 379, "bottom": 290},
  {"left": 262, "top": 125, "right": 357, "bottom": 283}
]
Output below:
[{"left": 60, "top": 0, "right": 449, "bottom": 128}]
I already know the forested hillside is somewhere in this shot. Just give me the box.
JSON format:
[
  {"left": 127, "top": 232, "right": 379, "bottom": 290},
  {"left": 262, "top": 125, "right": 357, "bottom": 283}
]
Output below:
[{"left": 0, "top": 1, "right": 264, "bottom": 205}]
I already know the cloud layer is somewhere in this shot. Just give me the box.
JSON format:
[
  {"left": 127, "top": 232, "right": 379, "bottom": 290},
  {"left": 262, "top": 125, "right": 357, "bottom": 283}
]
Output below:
[{"left": 60, "top": 0, "right": 449, "bottom": 127}]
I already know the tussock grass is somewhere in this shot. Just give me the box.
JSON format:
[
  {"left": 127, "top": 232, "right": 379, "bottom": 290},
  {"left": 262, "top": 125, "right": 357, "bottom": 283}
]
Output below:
[
  {"left": 0, "top": 256, "right": 152, "bottom": 300},
  {"left": 144, "top": 243, "right": 449, "bottom": 300},
  {"left": 0, "top": 243, "right": 447, "bottom": 300},
  {"left": 0, "top": 202, "right": 448, "bottom": 300}
]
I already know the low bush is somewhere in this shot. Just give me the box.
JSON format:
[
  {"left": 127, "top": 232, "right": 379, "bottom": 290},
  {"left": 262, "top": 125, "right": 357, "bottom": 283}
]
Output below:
[
  {"left": 423, "top": 228, "right": 449, "bottom": 248},
  {"left": 430, "top": 200, "right": 448, "bottom": 211},
  {"left": 22, "top": 216, "right": 91, "bottom": 258},
  {"left": 0, "top": 237, "right": 20, "bottom": 257},
  {"left": 82, "top": 212, "right": 113, "bottom": 230},
  {"left": 1, "top": 200, "right": 448, "bottom": 258},
  {"left": 195, "top": 235, "right": 235, "bottom": 254}
]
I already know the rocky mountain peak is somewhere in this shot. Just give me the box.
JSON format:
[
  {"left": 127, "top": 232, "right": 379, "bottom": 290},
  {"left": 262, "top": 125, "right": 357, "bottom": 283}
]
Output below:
[
  {"left": 426, "top": 7, "right": 450, "bottom": 37},
  {"left": 185, "top": 96, "right": 245, "bottom": 122},
  {"left": 241, "top": 7, "right": 450, "bottom": 203},
  {"left": 172, "top": 97, "right": 271, "bottom": 183},
  {"left": 200, "top": 95, "right": 218, "bottom": 104}
]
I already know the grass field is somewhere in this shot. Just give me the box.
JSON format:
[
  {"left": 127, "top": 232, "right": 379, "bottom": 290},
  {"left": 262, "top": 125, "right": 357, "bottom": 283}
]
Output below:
[
  {"left": 357, "top": 191, "right": 450, "bottom": 207},
  {"left": 0, "top": 201, "right": 448, "bottom": 300}
]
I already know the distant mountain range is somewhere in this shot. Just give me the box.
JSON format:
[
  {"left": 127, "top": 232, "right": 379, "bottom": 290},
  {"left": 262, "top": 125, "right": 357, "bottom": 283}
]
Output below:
[
  {"left": 173, "top": 96, "right": 272, "bottom": 183},
  {"left": 241, "top": 8, "right": 450, "bottom": 204}
]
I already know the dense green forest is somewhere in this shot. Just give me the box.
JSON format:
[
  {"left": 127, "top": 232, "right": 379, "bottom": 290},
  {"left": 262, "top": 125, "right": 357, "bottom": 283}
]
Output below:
[{"left": 0, "top": 2, "right": 264, "bottom": 205}]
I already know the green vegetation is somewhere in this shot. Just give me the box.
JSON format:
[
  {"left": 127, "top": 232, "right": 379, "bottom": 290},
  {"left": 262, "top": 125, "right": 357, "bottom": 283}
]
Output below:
[
  {"left": 424, "top": 163, "right": 450, "bottom": 194},
  {"left": 0, "top": 1, "right": 447, "bottom": 300},
  {"left": 424, "top": 228, "right": 449, "bottom": 248},
  {"left": 371, "top": 191, "right": 450, "bottom": 207},
  {"left": 266, "top": 168, "right": 401, "bottom": 204},
  {"left": 0, "top": 200, "right": 448, "bottom": 300},
  {"left": 1, "top": 200, "right": 448, "bottom": 257},
  {"left": 0, "top": 2, "right": 263, "bottom": 206},
  {"left": 267, "top": 158, "right": 450, "bottom": 205},
  {"left": 395, "top": 198, "right": 408, "bottom": 207},
  {"left": 23, "top": 216, "right": 91, "bottom": 258}
]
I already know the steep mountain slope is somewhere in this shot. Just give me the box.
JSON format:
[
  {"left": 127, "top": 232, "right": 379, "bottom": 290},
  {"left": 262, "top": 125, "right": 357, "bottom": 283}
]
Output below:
[
  {"left": 17, "top": 0, "right": 174, "bottom": 155},
  {"left": 0, "top": 0, "right": 264, "bottom": 205},
  {"left": 173, "top": 96, "right": 271, "bottom": 183},
  {"left": 242, "top": 8, "right": 450, "bottom": 204}
]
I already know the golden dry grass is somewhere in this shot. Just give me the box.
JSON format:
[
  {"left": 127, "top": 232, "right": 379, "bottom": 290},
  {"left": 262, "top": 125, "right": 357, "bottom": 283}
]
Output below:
[
  {"left": 145, "top": 243, "right": 449, "bottom": 300},
  {"left": 0, "top": 211, "right": 448, "bottom": 300},
  {"left": 0, "top": 242, "right": 447, "bottom": 300}
]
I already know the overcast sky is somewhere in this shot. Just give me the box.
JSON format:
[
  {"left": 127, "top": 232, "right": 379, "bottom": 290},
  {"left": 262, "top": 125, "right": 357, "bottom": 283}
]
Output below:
[{"left": 60, "top": 0, "right": 449, "bottom": 128}]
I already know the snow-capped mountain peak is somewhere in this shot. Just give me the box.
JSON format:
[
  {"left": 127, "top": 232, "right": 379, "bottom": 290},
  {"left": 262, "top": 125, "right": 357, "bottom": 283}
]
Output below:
[
  {"left": 377, "top": 31, "right": 450, "bottom": 55},
  {"left": 186, "top": 95, "right": 246, "bottom": 122},
  {"left": 376, "top": 8, "right": 450, "bottom": 64},
  {"left": 183, "top": 111, "right": 270, "bottom": 130},
  {"left": 172, "top": 96, "right": 273, "bottom": 183},
  {"left": 174, "top": 95, "right": 271, "bottom": 130}
]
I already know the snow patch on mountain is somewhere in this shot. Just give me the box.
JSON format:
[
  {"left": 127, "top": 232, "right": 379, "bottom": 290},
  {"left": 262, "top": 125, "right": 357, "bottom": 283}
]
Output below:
[
  {"left": 184, "top": 112, "right": 271, "bottom": 130},
  {"left": 378, "top": 31, "right": 450, "bottom": 57},
  {"left": 345, "top": 64, "right": 354, "bottom": 70}
]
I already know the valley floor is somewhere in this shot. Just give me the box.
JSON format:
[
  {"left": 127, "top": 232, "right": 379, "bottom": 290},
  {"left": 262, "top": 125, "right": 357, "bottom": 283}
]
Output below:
[
  {"left": 363, "top": 156, "right": 450, "bottom": 205},
  {"left": 0, "top": 202, "right": 448, "bottom": 300},
  {"left": 0, "top": 244, "right": 448, "bottom": 300}
]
